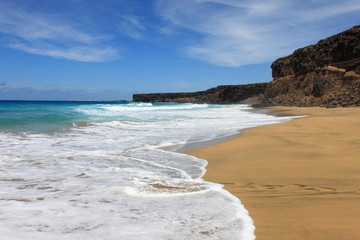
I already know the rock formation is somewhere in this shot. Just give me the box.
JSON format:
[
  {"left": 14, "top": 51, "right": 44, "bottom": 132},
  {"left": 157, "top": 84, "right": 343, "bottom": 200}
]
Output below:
[
  {"left": 263, "top": 25, "right": 360, "bottom": 107},
  {"left": 133, "top": 26, "right": 360, "bottom": 107},
  {"left": 133, "top": 83, "right": 267, "bottom": 104}
]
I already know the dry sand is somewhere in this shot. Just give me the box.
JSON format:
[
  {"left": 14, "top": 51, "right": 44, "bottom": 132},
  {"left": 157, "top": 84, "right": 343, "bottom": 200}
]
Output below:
[{"left": 189, "top": 107, "right": 360, "bottom": 240}]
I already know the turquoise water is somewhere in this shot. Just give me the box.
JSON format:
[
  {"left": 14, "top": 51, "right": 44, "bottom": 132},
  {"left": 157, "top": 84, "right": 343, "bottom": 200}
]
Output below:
[
  {"left": 0, "top": 101, "right": 219, "bottom": 132},
  {"left": 0, "top": 100, "right": 132, "bottom": 132}
]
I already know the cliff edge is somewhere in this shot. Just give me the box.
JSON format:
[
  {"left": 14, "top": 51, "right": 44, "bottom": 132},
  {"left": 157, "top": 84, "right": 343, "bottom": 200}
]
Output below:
[{"left": 263, "top": 25, "right": 360, "bottom": 107}]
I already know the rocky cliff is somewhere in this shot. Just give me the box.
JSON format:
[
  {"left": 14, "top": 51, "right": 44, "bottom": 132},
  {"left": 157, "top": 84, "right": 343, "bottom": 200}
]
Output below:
[
  {"left": 133, "top": 83, "right": 267, "bottom": 104},
  {"left": 263, "top": 25, "right": 360, "bottom": 107},
  {"left": 133, "top": 26, "right": 360, "bottom": 107}
]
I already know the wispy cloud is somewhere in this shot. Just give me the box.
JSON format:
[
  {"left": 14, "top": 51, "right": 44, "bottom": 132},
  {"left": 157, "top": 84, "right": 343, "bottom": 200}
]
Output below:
[
  {"left": 0, "top": 1, "right": 120, "bottom": 62},
  {"left": 10, "top": 44, "right": 118, "bottom": 62},
  {"left": 155, "top": 0, "right": 360, "bottom": 66},
  {"left": 117, "top": 15, "right": 146, "bottom": 39},
  {"left": 1, "top": 0, "right": 360, "bottom": 66}
]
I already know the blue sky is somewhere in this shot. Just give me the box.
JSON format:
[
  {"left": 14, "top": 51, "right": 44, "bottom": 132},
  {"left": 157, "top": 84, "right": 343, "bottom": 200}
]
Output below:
[{"left": 1, "top": 0, "right": 360, "bottom": 100}]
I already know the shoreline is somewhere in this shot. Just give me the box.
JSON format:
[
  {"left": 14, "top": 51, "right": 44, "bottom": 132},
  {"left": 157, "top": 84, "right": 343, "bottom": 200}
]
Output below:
[
  {"left": 161, "top": 104, "right": 293, "bottom": 153},
  {"left": 189, "top": 106, "right": 360, "bottom": 240}
]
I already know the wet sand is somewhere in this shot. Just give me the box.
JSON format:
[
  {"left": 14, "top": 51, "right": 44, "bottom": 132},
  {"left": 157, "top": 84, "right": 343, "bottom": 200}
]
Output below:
[{"left": 189, "top": 107, "right": 360, "bottom": 240}]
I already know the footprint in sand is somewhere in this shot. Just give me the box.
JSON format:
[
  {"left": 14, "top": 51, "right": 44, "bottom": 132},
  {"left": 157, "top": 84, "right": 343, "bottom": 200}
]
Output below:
[{"left": 242, "top": 182, "right": 337, "bottom": 193}]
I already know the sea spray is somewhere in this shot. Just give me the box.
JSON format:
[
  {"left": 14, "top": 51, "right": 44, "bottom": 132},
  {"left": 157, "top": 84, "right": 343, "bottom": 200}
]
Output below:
[{"left": 0, "top": 101, "right": 293, "bottom": 239}]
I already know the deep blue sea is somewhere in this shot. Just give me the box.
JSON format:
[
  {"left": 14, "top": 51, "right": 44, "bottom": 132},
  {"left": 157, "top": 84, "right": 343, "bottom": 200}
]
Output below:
[{"left": 0, "top": 100, "right": 293, "bottom": 240}]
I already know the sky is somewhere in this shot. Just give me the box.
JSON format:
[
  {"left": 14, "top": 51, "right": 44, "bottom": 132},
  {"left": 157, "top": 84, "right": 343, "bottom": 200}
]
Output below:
[{"left": 1, "top": 0, "right": 360, "bottom": 100}]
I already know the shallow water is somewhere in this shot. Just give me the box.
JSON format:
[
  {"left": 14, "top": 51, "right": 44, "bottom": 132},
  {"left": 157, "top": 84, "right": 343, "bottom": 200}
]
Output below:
[{"left": 0, "top": 101, "right": 293, "bottom": 239}]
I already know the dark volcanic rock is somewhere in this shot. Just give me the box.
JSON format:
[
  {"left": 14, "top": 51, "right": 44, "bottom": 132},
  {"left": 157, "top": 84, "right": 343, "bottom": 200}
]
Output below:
[
  {"left": 264, "top": 25, "right": 360, "bottom": 107},
  {"left": 272, "top": 26, "right": 360, "bottom": 78},
  {"left": 133, "top": 83, "right": 267, "bottom": 104}
]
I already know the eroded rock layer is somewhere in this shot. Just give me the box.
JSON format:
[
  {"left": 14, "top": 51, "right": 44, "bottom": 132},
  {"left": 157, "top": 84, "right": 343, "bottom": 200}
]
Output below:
[{"left": 264, "top": 25, "right": 360, "bottom": 107}]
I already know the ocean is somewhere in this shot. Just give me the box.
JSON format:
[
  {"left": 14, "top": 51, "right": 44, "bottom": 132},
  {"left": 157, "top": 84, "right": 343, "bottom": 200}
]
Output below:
[{"left": 0, "top": 101, "right": 293, "bottom": 240}]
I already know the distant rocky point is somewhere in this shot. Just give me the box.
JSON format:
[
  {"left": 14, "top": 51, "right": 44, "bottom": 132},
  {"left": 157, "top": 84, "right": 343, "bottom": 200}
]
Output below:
[
  {"left": 133, "top": 26, "right": 360, "bottom": 107},
  {"left": 133, "top": 83, "right": 267, "bottom": 104}
]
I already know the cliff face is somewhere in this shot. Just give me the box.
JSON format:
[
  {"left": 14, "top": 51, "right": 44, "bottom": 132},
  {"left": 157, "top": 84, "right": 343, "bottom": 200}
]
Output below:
[
  {"left": 264, "top": 25, "right": 360, "bottom": 107},
  {"left": 133, "top": 83, "right": 267, "bottom": 104},
  {"left": 133, "top": 26, "right": 360, "bottom": 107}
]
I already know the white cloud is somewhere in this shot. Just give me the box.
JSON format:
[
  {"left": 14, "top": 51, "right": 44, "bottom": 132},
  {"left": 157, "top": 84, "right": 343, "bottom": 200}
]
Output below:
[
  {"left": 10, "top": 44, "right": 119, "bottom": 62},
  {"left": 117, "top": 15, "right": 146, "bottom": 39},
  {"left": 1, "top": 0, "right": 360, "bottom": 66},
  {"left": 155, "top": 0, "right": 360, "bottom": 66},
  {"left": 0, "top": 2, "right": 120, "bottom": 62}
]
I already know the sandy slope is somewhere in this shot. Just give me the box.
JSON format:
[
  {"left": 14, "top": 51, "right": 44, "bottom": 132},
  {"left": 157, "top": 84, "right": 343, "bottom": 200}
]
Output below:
[{"left": 189, "top": 107, "right": 360, "bottom": 240}]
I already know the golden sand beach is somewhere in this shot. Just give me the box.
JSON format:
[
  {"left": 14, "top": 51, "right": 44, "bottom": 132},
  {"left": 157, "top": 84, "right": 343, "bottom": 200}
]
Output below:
[{"left": 189, "top": 107, "right": 360, "bottom": 240}]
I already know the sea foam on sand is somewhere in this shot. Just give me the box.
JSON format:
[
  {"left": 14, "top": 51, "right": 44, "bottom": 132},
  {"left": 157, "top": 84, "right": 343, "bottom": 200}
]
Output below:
[{"left": 0, "top": 103, "right": 293, "bottom": 239}]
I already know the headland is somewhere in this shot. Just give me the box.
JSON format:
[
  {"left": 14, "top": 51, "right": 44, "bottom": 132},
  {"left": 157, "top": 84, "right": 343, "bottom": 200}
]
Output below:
[{"left": 133, "top": 25, "right": 360, "bottom": 108}]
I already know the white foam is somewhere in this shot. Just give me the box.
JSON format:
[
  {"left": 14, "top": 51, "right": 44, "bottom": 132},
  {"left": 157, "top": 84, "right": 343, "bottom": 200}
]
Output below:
[{"left": 0, "top": 103, "right": 294, "bottom": 239}]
